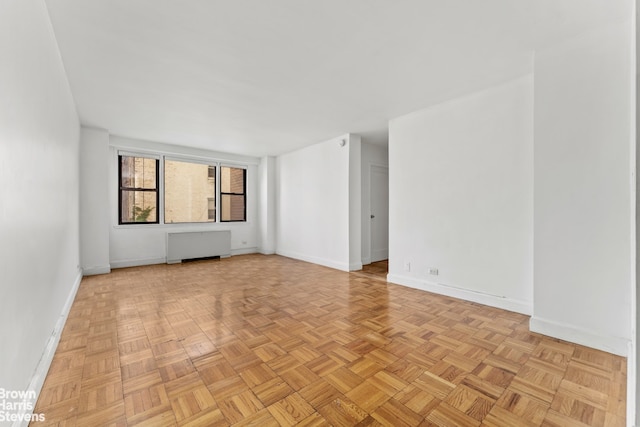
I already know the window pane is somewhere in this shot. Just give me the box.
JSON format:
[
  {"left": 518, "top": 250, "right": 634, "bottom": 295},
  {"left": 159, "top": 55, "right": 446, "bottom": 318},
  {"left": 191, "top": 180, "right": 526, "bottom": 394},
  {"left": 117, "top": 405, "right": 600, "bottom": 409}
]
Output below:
[
  {"left": 120, "top": 156, "right": 157, "bottom": 189},
  {"left": 221, "top": 194, "right": 245, "bottom": 221},
  {"left": 120, "top": 190, "right": 157, "bottom": 223},
  {"left": 165, "top": 160, "right": 216, "bottom": 223},
  {"left": 220, "top": 166, "right": 245, "bottom": 222},
  {"left": 207, "top": 198, "right": 215, "bottom": 220},
  {"left": 221, "top": 167, "right": 244, "bottom": 193}
]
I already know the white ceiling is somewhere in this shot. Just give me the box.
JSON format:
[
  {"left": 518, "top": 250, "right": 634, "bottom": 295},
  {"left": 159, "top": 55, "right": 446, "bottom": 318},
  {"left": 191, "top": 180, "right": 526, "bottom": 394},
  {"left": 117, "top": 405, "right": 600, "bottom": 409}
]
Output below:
[{"left": 44, "top": 0, "right": 628, "bottom": 157}]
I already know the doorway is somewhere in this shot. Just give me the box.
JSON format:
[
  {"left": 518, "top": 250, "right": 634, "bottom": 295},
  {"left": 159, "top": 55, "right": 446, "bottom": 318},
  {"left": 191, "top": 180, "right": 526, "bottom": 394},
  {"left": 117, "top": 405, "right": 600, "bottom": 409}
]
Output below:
[{"left": 370, "top": 164, "right": 389, "bottom": 263}]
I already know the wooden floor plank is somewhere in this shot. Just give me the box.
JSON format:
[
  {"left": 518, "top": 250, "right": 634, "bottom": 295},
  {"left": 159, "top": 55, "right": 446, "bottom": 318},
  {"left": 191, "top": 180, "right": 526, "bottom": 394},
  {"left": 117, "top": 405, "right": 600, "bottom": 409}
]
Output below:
[{"left": 31, "top": 255, "right": 626, "bottom": 426}]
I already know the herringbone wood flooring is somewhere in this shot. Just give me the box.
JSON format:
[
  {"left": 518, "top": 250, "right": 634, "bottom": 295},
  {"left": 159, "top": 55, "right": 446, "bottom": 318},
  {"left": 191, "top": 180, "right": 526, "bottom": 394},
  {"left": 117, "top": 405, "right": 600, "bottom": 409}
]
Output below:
[{"left": 33, "top": 255, "right": 626, "bottom": 426}]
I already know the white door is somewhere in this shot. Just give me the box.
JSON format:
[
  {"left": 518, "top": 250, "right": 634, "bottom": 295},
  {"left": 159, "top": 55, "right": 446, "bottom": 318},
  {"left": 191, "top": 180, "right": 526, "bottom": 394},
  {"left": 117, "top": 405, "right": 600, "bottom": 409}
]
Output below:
[{"left": 370, "top": 165, "right": 389, "bottom": 262}]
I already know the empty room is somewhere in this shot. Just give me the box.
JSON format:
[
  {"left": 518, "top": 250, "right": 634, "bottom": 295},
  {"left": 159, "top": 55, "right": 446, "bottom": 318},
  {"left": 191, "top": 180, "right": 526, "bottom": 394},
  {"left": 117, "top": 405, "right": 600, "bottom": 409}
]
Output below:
[{"left": 1, "top": 0, "right": 638, "bottom": 426}]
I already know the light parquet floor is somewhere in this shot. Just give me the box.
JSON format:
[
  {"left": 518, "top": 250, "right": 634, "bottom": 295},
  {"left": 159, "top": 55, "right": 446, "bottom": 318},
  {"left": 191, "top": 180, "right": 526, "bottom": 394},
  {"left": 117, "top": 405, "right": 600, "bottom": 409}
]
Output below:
[
  {"left": 33, "top": 254, "right": 626, "bottom": 426},
  {"left": 350, "top": 261, "right": 388, "bottom": 283}
]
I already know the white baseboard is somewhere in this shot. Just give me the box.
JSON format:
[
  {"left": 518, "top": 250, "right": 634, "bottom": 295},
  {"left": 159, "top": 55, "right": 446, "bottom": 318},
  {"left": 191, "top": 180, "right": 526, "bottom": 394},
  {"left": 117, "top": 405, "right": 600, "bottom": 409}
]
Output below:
[
  {"left": 361, "top": 257, "right": 372, "bottom": 266},
  {"left": 276, "top": 250, "right": 352, "bottom": 272},
  {"left": 15, "top": 269, "right": 83, "bottom": 427},
  {"left": 231, "top": 247, "right": 258, "bottom": 256},
  {"left": 626, "top": 339, "right": 636, "bottom": 427},
  {"left": 259, "top": 249, "right": 276, "bottom": 255},
  {"left": 82, "top": 264, "right": 111, "bottom": 276},
  {"left": 350, "top": 262, "right": 363, "bottom": 272},
  {"left": 387, "top": 273, "right": 532, "bottom": 315},
  {"left": 112, "top": 250, "right": 259, "bottom": 269},
  {"left": 529, "top": 316, "right": 629, "bottom": 357},
  {"left": 110, "top": 257, "right": 166, "bottom": 269}
]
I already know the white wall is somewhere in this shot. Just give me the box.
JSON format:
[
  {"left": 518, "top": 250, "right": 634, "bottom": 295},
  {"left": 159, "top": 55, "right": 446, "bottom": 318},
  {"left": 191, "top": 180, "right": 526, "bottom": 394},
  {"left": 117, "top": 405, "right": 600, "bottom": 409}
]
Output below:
[
  {"left": 388, "top": 75, "right": 534, "bottom": 314},
  {"left": 636, "top": 50, "right": 639, "bottom": 427},
  {"left": 258, "top": 156, "right": 276, "bottom": 254},
  {"left": 361, "top": 142, "right": 389, "bottom": 265},
  {"left": 80, "top": 127, "right": 110, "bottom": 275},
  {"left": 0, "top": 0, "right": 81, "bottom": 408},
  {"left": 276, "top": 134, "right": 360, "bottom": 271},
  {"left": 349, "top": 136, "right": 362, "bottom": 270},
  {"left": 532, "top": 19, "right": 634, "bottom": 357},
  {"left": 636, "top": 6, "right": 640, "bottom": 424},
  {"left": 107, "top": 135, "right": 260, "bottom": 268}
]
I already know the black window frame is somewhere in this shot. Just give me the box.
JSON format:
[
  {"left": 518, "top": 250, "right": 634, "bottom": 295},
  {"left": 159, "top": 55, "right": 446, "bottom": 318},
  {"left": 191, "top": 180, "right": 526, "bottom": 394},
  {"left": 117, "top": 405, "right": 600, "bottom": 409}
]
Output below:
[
  {"left": 220, "top": 166, "right": 247, "bottom": 222},
  {"left": 118, "top": 154, "right": 160, "bottom": 225}
]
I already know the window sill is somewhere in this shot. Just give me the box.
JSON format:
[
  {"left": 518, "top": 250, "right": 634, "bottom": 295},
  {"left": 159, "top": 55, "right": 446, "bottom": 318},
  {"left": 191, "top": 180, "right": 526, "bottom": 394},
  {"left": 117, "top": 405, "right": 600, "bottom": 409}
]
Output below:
[{"left": 113, "top": 221, "right": 251, "bottom": 230}]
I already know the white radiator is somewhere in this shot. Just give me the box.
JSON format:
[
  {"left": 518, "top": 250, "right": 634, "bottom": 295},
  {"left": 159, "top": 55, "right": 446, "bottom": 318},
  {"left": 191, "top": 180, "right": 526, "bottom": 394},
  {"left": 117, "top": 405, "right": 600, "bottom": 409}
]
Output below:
[{"left": 166, "top": 230, "right": 231, "bottom": 264}]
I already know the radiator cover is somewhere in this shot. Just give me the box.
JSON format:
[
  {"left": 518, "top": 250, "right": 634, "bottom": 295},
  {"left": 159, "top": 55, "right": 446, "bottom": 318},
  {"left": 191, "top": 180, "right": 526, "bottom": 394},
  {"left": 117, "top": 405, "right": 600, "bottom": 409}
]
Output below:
[{"left": 166, "top": 230, "right": 231, "bottom": 264}]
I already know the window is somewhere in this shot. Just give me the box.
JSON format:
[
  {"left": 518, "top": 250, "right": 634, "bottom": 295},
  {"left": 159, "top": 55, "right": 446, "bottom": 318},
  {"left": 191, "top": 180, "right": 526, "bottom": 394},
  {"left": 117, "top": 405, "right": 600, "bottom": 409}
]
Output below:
[
  {"left": 119, "top": 155, "right": 159, "bottom": 224},
  {"left": 220, "top": 166, "right": 246, "bottom": 222},
  {"left": 165, "top": 160, "right": 216, "bottom": 223},
  {"left": 117, "top": 152, "right": 247, "bottom": 225}
]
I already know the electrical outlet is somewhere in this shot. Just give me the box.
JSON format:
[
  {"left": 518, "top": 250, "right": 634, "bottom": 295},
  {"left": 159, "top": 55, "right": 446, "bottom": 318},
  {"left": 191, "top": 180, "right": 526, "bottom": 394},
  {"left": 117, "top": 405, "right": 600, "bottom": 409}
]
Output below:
[
  {"left": 403, "top": 260, "right": 411, "bottom": 272},
  {"left": 429, "top": 268, "right": 439, "bottom": 275}
]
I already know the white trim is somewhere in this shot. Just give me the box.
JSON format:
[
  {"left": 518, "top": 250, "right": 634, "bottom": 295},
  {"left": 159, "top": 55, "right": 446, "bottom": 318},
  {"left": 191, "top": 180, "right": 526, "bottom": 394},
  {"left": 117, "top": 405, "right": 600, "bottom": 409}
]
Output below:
[
  {"left": 627, "top": 339, "right": 636, "bottom": 427},
  {"left": 82, "top": 265, "right": 111, "bottom": 276},
  {"left": 117, "top": 150, "right": 161, "bottom": 160},
  {"left": 113, "top": 221, "right": 253, "bottom": 230},
  {"left": 110, "top": 251, "right": 260, "bottom": 268},
  {"left": 230, "top": 247, "right": 258, "bottom": 256},
  {"left": 350, "top": 262, "right": 364, "bottom": 271},
  {"left": 216, "top": 162, "right": 221, "bottom": 223},
  {"left": 529, "top": 316, "right": 629, "bottom": 357},
  {"left": 220, "top": 163, "right": 248, "bottom": 170},
  {"left": 164, "top": 155, "right": 218, "bottom": 167},
  {"left": 276, "top": 250, "right": 352, "bottom": 272},
  {"left": 387, "top": 273, "right": 532, "bottom": 315},
  {"left": 110, "top": 257, "right": 166, "bottom": 269},
  {"left": 361, "top": 257, "right": 372, "bottom": 266},
  {"left": 14, "top": 269, "right": 83, "bottom": 427},
  {"left": 110, "top": 135, "right": 259, "bottom": 166}
]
